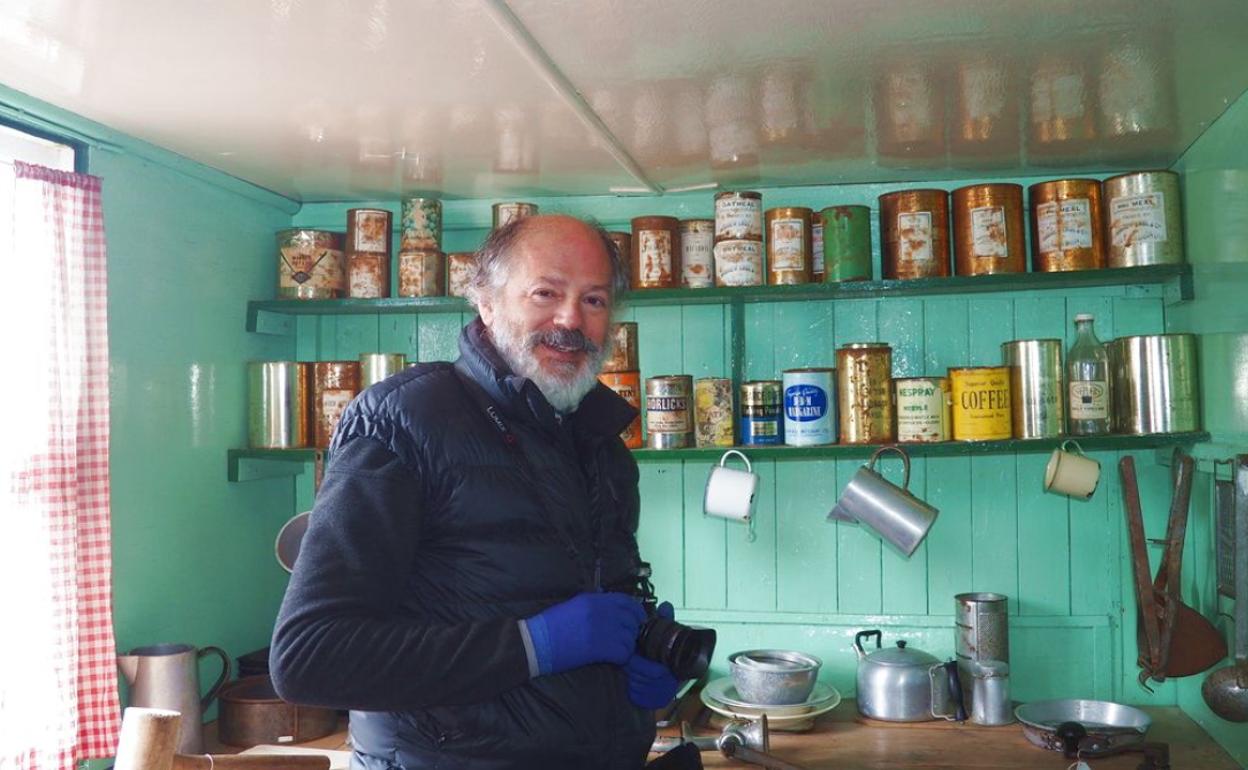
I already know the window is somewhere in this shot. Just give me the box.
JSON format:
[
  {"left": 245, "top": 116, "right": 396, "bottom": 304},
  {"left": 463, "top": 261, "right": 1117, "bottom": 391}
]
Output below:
[{"left": 0, "top": 120, "right": 77, "bottom": 171}]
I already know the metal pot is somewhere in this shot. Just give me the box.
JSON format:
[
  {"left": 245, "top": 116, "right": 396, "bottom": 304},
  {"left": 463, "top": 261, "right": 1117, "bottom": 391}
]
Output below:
[{"left": 853, "top": 629, "right": 965, "bottom": 722}]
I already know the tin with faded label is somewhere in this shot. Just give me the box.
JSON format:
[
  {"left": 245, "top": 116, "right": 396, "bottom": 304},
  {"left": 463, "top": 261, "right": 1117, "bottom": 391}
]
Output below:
[
  {"left": 714, "top": 190, "right": 763, "bottom": 241},
  {"left": 400, "top": 197, "right": 442, "bottom": 251},
  {"left": 446, "top": 252, "right": 477, "bottom": 298},
  {"left": 1109, "top": 333, "right": 1200, "bottom": 434},
  {"left": 837, "top": 343, "right": 895, "bottom": 444},
  {"left": 347, "top": 252, "right": 389, "bottom": 298},
  {"left": 398, "top": 250, "right": 444, "bottom": 297},
  {"left": 1104, "top": 170, "right": 1184, "bottom": 266},
  {"left": 646, "top": 375, "right": 693, "bottom": 449},
  {"left": 880, "top": 190, "right": 951, "bottom": 279},
  {"left": 1002, "top": 339, "right": 1065, "bottom": 439},
  {"left": 277, "top": 229, "right": 345, "bottom": 299},
  {"left": 359, "top": 353, "right": 407, "bottom": 390},
  {"left": 1029, "top": 178, "right": 1105, "bottom": 272},
  {"left": 600, "top": 371, "right": 643, "bottom": 449},
  {"left": 694, "top": 377, "right": 735, "bottom": 448},
  {"left": 953, "top": 183, "right": 1025, "bottom": 276},
  {"left": 766, "top": 207, "right": 813, "bottom": 285},
  {"left": 741, "top": 380, "right": 783, "bottom": 446},
  {"left": 783, "top": 368, "right": 836, "bottom": 446},
  {"left": 602, "top": 322, "right": 638, "bottom": 373},
  {"left": 347, "top": 208, "right": 393, "bottom": 254},
  {"left": 812, "top": 212, "right": 825, "bottom": 280},
  {"left": 680, "top": 219, "right": 715, "bottom": 288},
  {"left": 821, "top": 205, "right": 873, "bottom": 282},
  {"left": 894, "top": 376, "right": 950, "bottom": 443},
  {"left": 714, "top": 240, "right": 764, "bottom": 287},
  {"left": 492, "top": 201, "right": 538, "bottom": 230},
  {"left": 631, "top": 216, "right": 681, "bottom": 289},
  {"left": 248, "top": 361, "right": 310, "bottom": 449},
  {"left": 949, "top": 366, "right": 1012, "bottom": 441},
  {"left": 313, "top": 361, "right": 361, "bottom": 449}
]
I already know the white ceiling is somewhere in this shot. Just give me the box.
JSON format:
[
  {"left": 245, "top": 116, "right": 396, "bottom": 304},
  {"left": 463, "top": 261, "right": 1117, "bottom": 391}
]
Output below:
[{"left": 2, "top": 0, "right": 1246, "bottom": 202}]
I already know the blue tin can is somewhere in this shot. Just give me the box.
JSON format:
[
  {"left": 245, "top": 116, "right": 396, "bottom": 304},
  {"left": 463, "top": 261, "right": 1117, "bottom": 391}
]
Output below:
[
  {"left": 783, "top": 368, "right": 837, "bottom": 446},
  {"left": 740, "top": 380, "right": 783, "bottom": 446}
]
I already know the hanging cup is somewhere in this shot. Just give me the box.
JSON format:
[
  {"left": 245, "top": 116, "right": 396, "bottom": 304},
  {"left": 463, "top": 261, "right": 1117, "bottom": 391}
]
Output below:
[
  {"left": 1044, "top": 440, "right": 1100, "bottom": 500},
  {"left": 703, "top": 450, "right": 759, "bottom": 525},
  {"left": 827, "top": 446, "right": 939, "bottom": 558}
]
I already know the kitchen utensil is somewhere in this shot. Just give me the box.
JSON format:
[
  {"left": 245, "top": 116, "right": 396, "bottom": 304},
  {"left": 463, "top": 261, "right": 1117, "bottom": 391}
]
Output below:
[
  {"left": 113, "top": 707, "right": 332, "bottom": 770},
  {"left": 217, "top": 675, "right": 337, "bottom": 747},
  {"left": 728, "top": 649, "right": 821, "bottom": 705},
  {"left": 1215, "top": 465, "right": 1237, "bottom": 599},
  {"left": 703, "top": 449, "right": 759, "bottom": 524},
  {"left": 703, "top": 677, "right": 840, "bottom": 715},
  {"left": 828, "top": 446, "right": 939, "bottom": 558},
  {"left": 1044, "top": 440, "right": 1101, "bottom": 499},
  {"left": 954, "top": 591, "right": 1009, "bottom": 712},
  {"left": 275, "top": 511, "right": 311, "bottom": 572},
  {"left": 1201, "top": 453, "right": 1248, "bottom": 721},
  {"left": 118, "top": 643, "right": 230, "bottom": 754},
  {"left": 1015, "top": 699, "right": 1151, "bottom": 757},
  {"left": 967, "top": 659, "right": 1014, "bottom": 726},
  {"left": 852, "top": 629, "right": 965, "bottom": 722}
]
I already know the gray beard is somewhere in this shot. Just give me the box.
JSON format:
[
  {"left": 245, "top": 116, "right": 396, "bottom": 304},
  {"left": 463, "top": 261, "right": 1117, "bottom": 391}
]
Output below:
[{"left": 487, "top": 319, "right": 612, "bottom": 413}]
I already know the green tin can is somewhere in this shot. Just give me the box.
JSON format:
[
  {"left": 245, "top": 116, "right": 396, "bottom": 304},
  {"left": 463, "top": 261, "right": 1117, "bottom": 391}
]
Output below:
[{"left": 820, "top": 205, "right": 873, "bottom": 282}]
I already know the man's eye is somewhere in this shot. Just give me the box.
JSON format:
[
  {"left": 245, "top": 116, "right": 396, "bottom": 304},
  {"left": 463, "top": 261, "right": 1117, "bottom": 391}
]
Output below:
[
  {"left": 533, "top": 289, "right": 556, "bottom": 299},
  {"left": 584, "top": 295, "right": 608, "bottom": 308}
]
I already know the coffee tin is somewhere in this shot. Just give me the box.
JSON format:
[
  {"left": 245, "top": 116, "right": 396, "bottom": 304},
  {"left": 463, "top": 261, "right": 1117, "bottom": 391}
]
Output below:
[
  {"left": 879, "top": 189, "right": 951, "bottom": 279},
  {"left": 347, "top": 252, "right": 389, "bottom": 298},
  {"left": 694, "top": 377, "right": 735, "bottom": 448},
  {"left": 248, "top": 361, "right": 310, "bottom": 449},
  {"left": 400, "top": 197, "right": 442, "bottom": 251},
  {"left": 1104, "top": 170, "right": 1184, "bottom": 267},
  {"left": 1028, "top": 179, "right": 1105, "bottom": 272},
  {"left": 313, "top": 361, "right": 361, "bottom": 449},
  {"left": 766, "top": 206, "right": 814, "bottom": 285},
  {"left": 714, "top": 240, "right": 764, "bottom": 287},
  {"left": 277, "top": 229, "right": 345, "bottom": 299},
  {"left": 836, "top": 343, "right": 895, "bottom": 444},
  {"left": 714, "top": 190, "right": 763, "bottom": 241},
  {"left": 894, "top": 376, "right": 950, "bottom": 443},
  {"left": 600, "top": 371, "right": 643, "bottom": 449},
  {"left": 347, "top": 208, "right": 393, "bottom": 255},
  {"left": 645, "top": 375, "right": 693, "bottom": 449},
  {"left": 398, "top": 250, "right": 444, "bottom": 297},
  {"left": 359, "top": 353, "right": 407, "bottom": 389},
  {"left": 740, "top": 380, "right": 783, "bottom": 446},
  {"left": 949, "top": 366, "right": 1012, "bottom": 441},
  {"left": 446, "top": 252, "right": 477, "bottom": 298},
  {"left": 812, "top": 212, "right": 825, "bottom": 280},
  {"left": 602, "top": 322, "right": 639, "bottom": 373},
  {"left": 1108, "top": 333, "right": 1200, "bottom": 434},
  {"left": 783, "top": 368, "right": 837, "bottom": 446},
  {"left": 631, "top": 216, "right": 681, "bottom": 289},
  {"left": 952, "top": 183, "right": 1026, "bottom": 276},
  {"left": 492, "top": 201, "right": 538, "bottom": 230},
  {"left": 680, "top": 219, "right": 715, "bottom": 288},
  {"left": 1001, "top": 339, "right": 1065, "bottom": 439},
  {"left": 821, "top": 205, "right": 873, "bottom": 282}
]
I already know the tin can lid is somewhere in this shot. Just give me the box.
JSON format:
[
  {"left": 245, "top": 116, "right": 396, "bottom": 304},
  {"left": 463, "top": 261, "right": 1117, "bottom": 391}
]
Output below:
[{"left": 1074, "top": 313, "right": 1095, "bottom": 322}]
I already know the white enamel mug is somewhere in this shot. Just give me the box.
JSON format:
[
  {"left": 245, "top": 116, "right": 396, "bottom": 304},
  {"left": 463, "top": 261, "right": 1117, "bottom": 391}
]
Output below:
[
  {"left": 703, "top": 450, "right": 758, "bottom": 524},
  {"left": 1044, "top": 440, "right": 1101, "bottom": 500}
]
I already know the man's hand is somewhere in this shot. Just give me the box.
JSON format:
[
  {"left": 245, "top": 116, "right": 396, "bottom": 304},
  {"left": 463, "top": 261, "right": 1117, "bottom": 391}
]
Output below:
[
  {"left": 624, "top": 601, "right": 681, "bottom": 709},
  {"left": 524, "top": 592, "right": 646, "bottom": 675}
]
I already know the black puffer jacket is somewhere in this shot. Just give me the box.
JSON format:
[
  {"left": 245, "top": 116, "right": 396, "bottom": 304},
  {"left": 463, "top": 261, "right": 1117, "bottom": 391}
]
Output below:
[{"left": 270, "top": 319, "right": 654, "bottom": 769}]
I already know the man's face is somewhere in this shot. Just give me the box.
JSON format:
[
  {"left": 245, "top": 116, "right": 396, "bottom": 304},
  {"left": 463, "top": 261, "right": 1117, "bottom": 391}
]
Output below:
[{"left": 477, "top": 217, "right": 614, "bottom": 411}]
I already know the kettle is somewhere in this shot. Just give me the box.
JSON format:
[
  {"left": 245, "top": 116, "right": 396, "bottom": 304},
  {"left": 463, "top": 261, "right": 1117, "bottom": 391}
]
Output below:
[
  {"left": 853, "top": 629, "right": 965, "bottom": 722},
  {"left": 118, "top": 643, "right": 230, "bottom": 753}
]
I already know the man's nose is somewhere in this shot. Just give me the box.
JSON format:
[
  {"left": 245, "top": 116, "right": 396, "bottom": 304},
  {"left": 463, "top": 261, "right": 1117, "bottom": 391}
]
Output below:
[{"left": 553, "top": 296, "right": 583, "bottom": 329}]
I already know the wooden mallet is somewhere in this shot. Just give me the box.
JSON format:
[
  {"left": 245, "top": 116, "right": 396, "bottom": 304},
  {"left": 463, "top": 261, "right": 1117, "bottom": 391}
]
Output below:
[{"left": 113, "top": 708, "right": 331, "bottom": 770}]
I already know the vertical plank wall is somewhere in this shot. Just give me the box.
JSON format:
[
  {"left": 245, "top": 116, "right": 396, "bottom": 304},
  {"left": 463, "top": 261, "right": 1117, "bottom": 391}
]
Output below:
[{"left": 290, "top": 173, "right": 1190, "bottom": 705}]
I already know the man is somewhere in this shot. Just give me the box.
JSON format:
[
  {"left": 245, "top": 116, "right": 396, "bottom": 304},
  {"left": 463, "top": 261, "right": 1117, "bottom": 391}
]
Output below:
[{"left": 270, "top": 215, "right": 682, "bottom": 769}]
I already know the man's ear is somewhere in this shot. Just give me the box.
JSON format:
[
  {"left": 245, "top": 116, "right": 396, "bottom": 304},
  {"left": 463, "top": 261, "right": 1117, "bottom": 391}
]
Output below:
[{"left": 476, "top": 297, "right": 495, "bottom": 327}]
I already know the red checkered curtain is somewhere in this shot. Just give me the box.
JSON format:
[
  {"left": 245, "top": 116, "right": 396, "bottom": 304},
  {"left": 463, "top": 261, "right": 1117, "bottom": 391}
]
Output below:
[{"left": 0, "top": 161, "right": 120, "bottom": 768}]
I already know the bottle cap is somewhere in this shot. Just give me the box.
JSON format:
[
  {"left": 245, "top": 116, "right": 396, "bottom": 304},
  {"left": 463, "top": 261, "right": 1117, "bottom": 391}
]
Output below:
[{"left": 1074, "top": 313, "right": 1094, "bottom": 322}]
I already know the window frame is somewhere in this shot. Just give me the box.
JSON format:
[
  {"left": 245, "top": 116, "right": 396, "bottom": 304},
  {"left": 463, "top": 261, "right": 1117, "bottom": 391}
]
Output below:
[{"left": 0, "top": 115, "right": 87, "bottom": 173}]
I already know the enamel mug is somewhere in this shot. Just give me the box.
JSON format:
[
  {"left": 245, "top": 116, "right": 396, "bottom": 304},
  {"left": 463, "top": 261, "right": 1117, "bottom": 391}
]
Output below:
[
  {"left": 1044, "top": 440, "right": 1101, "bottom": 499},
  {"left": 703, "top": 450, "right": 758, "bottom": 523}
]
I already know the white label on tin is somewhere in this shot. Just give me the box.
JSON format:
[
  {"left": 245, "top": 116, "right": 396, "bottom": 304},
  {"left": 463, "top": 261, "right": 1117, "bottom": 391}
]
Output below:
[
  {"left": 681, "top": 229, "right": 714, "bottom": 288},
  {"left": 353, "top": 211, "right": 390, "bottom": 252},
  {"left": 897, "top": 211, "right": 933, "bottom": 263},
  {"left": 646, "top": 395, "right": 690, "bottom": 432},
  {"left": 770, "top": 217, "right": 806, "bottom": 270},
  {"left": 896, "top": 382, "right": 947, "bottom": 442},
  {"left": 638, "top": 230, "right": 673, "bottom": 285},
  {"left": 812, "top": 222, "right": 825, "bottom": 274},
  {"left": 321, "top": 390, "right": 354, "bottom": 439},
  {"left": 1069, "top": 380, "right": 1109, "bottom": 420},
  {"left": 1037, "top": 198, "right": 1093, "bottom": 253},
  {"left": 714, "top": 241, "right": 763, "bottom": 286},
  {"left": 970, "top": 205, "right": 1008, "bottom": 258},
  {"left": 715, "top": 197, "right": 763, "bottom": 239},
  {"left": 1110, "top": 192, "right": 1167, "bottom": 247}
]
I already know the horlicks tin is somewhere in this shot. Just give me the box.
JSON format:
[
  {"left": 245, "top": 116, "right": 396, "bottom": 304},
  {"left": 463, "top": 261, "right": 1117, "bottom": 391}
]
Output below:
[
  {"left": 782, "top": 369, "right": 836, "bottom": 446},
  {"left": 894, "top": 376, "right": 951, "bottom": 443},
  {"left": 645, "top": 375, "right": 693, "bottom": 449},
  {"left": 740, "top": 380, "right": 783, "bottom": 446}
]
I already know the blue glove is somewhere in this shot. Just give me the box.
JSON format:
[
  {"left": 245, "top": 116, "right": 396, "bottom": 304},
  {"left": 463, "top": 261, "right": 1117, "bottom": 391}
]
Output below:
[
  {"left": 525, "top": 592, "right": 646, "bottom": 676},
  {"left": 625, "top": 601, "right": 681, "bottom": 709}
]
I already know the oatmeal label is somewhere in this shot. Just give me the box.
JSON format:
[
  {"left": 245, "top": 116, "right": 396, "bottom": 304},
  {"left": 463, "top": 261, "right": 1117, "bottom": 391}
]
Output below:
[
  {"left": 1036, "top": 198, "right": 1093, "bottom": 253},
  {"left": 1110, "top": 192, "right": 1168, "bottom": 247}
]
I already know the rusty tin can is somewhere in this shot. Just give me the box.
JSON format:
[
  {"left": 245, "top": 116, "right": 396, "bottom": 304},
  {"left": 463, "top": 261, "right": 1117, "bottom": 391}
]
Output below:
[
  {"left": 607, "top": 231, "right": 632, "bottom": 284},
  {"left": 741, "top": 380, "right": 783, "bottom": 446},
  {"left": 812, "top": 212, "right": 825, "bottom": 280},
  {"left": 949, "top": 366, "right": 1012, "bottom": 441},
  {"left": 631, "top": 216, "right": 681, "bottom": 289},
  {"left": 783, "top": 368, "right": 837, "bottom": 446},
  {"left": 766, "top": 206, "right": 814, "bottom": 285},
  {"left": 446, "top": 252, "right": 477, "bottom": 298},
  {"left": 894, "top": 376, "right": 951, "bottom": 443},
  {"left": 277, "top": 229, "right": 345, "bottom": 299},
  {"left": 492, "top": 201, "right": 538, "bottom": 230},
  {"left": 247, "top": 361, "right": 310, "bottom": 449},
  {"left": 602, "top": 322, "right": 639, "bottom": 373},
  {"left": 400, "top": 198, "right": 442, "bottom": 251},
  {"left": 714, "top": 240, "right": 764, "bottom": 287},
  {"left": 836, "top": 343, "right": 895, "bottom": 444},
  {"left": 397, "top": 250, "right": 444, "bottom": 297},
  {"left": 312, "top": 361, "right": 361, "bottom": 449},
  {"left": 1002, "top": 339, "right": 1065, "bottom": 439},
  {"left": 359, "top": 353, "right": 407, "bottom": 390},
  {"left": 694, "top": 377, "right": 735, "bottom": 448},
  {"left": 346, "top": 208, "right": 392, "bottom": 255},
  {"left": 880, "top": 189, "right": 951, "bottom": 279},
  {"left": 680, "top": 219, "right": 715, "bottom": 288},
  {"left": 645, "top": 375, "right": 693, "bottom": 449},
  {"left": 821, "top": 205, "right": 873, "bottom": 282},
  {"left": 600, "top": 371, "right": 643, "bottom": 449},
  {"left": 347, "top": 253, "right": 389, "bottom": 298},
  {"left": 714, "top": 190, "right": 764, "bottom": 241},
  {"left": 1029, "top": 178, "right": 1106, "bottom": 272},
  {"left": 952, "top": 183, "right": 1026, "bottom": 276},
  {"left": 1104, "top": 170, "right": 1184, "bottom": 267}
]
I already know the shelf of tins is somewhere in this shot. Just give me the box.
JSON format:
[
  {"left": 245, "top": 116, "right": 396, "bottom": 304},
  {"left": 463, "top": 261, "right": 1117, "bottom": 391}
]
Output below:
[
  {"left": 246, "top": 264, "right": 1193, "bottom": 333},
  {"left": 229, "top": 431, "right": 1209, "bottom": 481}
]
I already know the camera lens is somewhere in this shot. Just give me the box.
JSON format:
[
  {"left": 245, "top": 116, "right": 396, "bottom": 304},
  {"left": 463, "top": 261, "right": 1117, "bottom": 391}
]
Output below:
[{"left": 637, "top": 616, "right": 716, "bottom": 681}]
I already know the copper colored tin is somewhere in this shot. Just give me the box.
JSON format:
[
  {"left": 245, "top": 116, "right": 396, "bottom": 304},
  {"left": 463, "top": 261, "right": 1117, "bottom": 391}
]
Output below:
[
  {"left": 952, "top": 183, "right": 1025, "bottom": 276},
  {"left": 447, "top": 252, "right": 477, "bottom": 298},
  {"left": 694, "top": 377, "right": 734, "bottom": 448},
  {"left": 607, "top": 231, "right": 632, "bottom": 284},
  {"left": 492, "top": 202, "right": 538, "bottom": 230},
  {"left": 277, "top": 229, "right": 345, "bottom": 299},
  {"left": 603, "top": 322, "right": 639, "bottom": 373},
  {"left": 312, "top": 361, "right": 361, "bottom": 449},
  {"left": 836, "top": 343, "right": 895, "bottom": 444},
  {"left": 599, "top": 371, "right": 643, "bottom": 449},
  {"left": 398, "top": 250, "right": 444, "bottom": 297},
  {"left": 346, "top": 208, "right": 392, "bottom": 255},
  {"left": 1029, "top": 179, "right": 1105, "bottom": 272},
  {"left": 631, "top": 216, "right": 681, "bottom": 289},
  {"left": 879, "top": 189, "right": 951, "bottom": 279},
  {"left": 714, "top": 191, "right": 763, "bottom": 241},
  {"left": 765, "top": 206, "right": 814, "bottom": 285},
  {"left": 347, "top": 252, "right": 389, "bottom": 298},
  {"left": 679, "top": 219, "right": 715, "bottom": 288}
]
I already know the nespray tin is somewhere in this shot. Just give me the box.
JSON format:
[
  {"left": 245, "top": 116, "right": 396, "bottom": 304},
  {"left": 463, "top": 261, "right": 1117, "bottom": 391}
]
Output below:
[{"left": 894, "top": 376, "right": 950, "bottom": 443}]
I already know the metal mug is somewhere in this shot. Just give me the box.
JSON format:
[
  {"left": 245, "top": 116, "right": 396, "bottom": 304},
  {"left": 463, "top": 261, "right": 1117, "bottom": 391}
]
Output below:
[
  {"left": 117, "top": 643, "right": 230, "bottom": 753},
  {"left": 704, "top": 450, "right": 759, "bottom": 532},
  {"left": 1044, "top": 440, "right": 1101, "bottom": 500},
  {"left": 968, "top": 659, "right": 1014, "bottom": 726},
  {"left": 828, "top": 446, "right": 939, "bottom": 558}
]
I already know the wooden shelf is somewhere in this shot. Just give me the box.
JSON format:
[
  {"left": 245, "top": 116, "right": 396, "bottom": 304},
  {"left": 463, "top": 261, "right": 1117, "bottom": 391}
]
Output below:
[{"left": 228, "top": 447, "right": 317, "bottom": 482}]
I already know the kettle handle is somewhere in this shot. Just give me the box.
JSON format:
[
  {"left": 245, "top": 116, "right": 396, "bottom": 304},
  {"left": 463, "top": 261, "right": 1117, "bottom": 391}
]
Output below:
[
  {"left": 198, "top": 646, "right": 231, "bottom": 710},
  {"left": 853, "top": 629, "right": 882, "bottom": 657},
  {"left": 867, "top": 446, "right": 911, "bottom": 490}
]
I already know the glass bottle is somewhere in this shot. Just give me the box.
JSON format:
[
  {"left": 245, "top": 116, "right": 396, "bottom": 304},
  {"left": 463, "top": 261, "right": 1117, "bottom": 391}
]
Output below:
[{"left": 1067, "top": 314, "right": 1111, "bottom": 435}]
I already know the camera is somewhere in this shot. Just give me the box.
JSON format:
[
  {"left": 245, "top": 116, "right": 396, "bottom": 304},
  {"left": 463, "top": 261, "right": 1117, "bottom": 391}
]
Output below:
[{"left": 611, "top": 561, "right": 716, "bottom": 681}]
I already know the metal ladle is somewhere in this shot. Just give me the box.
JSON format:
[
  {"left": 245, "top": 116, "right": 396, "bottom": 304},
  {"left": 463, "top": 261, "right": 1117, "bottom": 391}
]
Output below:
[{"left": 1201, "top": 455, "right": 1248, "bottom": 721}]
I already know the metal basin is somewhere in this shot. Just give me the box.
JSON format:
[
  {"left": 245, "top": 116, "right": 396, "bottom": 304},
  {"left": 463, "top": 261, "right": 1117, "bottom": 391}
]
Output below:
[{"left": 728, "top": 649, "right": 822, "bottom": 705}]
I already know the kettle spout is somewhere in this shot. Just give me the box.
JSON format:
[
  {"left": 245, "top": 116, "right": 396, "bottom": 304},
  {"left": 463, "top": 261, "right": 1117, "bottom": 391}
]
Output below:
[{"left": 117, "top": 654, "right": 139, "bottom": 684}]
